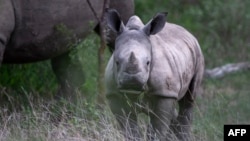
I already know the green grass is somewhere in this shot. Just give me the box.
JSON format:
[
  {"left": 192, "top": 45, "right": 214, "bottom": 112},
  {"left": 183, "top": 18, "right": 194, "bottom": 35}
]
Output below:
[
  {"left": 1, "top": 72, "right": 249, "bottom": 140},
  {"left": 193, "top": 72, "right": 250, "bottom": 140},
  {"left": 1, "top": 0, "right": 250, "bottom": 140}
]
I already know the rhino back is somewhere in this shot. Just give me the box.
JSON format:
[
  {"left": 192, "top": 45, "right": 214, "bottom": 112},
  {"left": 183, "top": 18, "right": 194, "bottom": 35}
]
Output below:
[{"left": 148, "top": 22, "right": 203, "bottom": 99}]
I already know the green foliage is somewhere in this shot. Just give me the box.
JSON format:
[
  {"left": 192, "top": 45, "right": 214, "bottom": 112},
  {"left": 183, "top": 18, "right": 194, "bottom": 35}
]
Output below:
[
  {"left": 72, "top": 32, "right": 110, "bottom": 102},
  {"left": 0, "top": 62, "right": 56, "bottom": 92},
  {"left": 193, "top": 71, "right": 250, "bottom": 140}
]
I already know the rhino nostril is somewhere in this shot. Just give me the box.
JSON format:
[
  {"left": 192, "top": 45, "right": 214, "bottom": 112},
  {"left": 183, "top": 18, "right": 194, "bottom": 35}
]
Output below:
[
  {"left": 116, "top": 61, "right": 119, "bottom": 66},
  {"left": 146, "top": 61, "right": 150, "bottom": 66}
]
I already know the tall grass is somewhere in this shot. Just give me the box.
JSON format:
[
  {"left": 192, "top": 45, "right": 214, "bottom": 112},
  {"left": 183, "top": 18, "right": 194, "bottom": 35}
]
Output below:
[
  {"left": 0, "top": 94, "right": 122, "bottom": 141},
  {"left": 1, "top": 72, "right": 250, "bottom": 141}
]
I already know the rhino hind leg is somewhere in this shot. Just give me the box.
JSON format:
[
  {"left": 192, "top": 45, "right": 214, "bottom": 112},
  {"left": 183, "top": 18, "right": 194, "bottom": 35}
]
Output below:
[
  {"left": 173, "top": 93, "right": 194, "bottom": 141},
  {"left": 173, "top": 75, "right": 201, "bottom": 141},
  {"left": 51, "top": 51, "right": 85, "bottom": 101},
  {"left": 173, "top": 64, "right": 204, "bottom": 140}
]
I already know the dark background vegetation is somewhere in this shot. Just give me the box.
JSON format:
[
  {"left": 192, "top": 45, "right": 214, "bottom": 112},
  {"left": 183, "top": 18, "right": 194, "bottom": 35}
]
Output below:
[{"left": 0, "top": 0, "right": 249, "bottom": 140}]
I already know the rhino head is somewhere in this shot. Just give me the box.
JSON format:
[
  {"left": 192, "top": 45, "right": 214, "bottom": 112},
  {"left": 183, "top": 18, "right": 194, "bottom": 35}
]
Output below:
[{"left": 106, "top": 9, "right": 167, "bottom": 93}]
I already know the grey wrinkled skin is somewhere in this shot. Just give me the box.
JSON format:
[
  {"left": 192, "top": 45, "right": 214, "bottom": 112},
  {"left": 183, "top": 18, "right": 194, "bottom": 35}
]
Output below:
[
  {"left": 0, "top": 0, "right": 134, "bottom": 100},
  {"left": 105, "top": 9, "right": 204, "bottom": 141}
]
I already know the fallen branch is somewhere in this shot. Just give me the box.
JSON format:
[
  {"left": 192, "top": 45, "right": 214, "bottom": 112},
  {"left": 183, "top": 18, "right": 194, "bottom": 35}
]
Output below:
[{"left": 204, "top": 62, "right": 250, "bottom": 79}]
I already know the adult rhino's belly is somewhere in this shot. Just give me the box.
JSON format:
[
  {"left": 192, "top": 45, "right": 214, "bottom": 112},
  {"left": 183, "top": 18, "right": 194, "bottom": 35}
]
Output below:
[
  {"left": 3, "top": 24, "right": 89, "bottom": 64},
  {"left": 3, "top": 33, "right": 70, "bottom": 63}
]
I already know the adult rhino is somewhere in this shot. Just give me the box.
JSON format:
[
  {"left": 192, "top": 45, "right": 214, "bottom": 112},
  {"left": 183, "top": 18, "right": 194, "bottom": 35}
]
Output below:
[
  {"left": 105, "top": 9, "right": 204, "bottom": 140},
  {"left": 0, "top": 0, "right": 134, "bottom": 99}
]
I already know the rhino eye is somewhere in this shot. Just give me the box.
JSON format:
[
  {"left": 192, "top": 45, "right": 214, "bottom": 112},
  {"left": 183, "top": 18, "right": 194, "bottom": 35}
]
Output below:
[{"left": 146, "top": 61, "right": 150, "bottom": 66}]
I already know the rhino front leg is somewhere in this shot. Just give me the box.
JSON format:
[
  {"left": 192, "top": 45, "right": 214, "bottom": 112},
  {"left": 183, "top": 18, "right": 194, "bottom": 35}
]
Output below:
[
  {"left": 51, "top": 51, "right": 85, "bottom": 101},
  {"left": 107, "top": 94, "right": 141, "bottom": 140},
  {"left": 148, "top": 96, "right": 177, "bottom": 141}
]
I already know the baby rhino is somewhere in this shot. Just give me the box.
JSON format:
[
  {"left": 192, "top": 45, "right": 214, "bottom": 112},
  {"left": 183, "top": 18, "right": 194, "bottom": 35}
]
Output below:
[{"left": 105, "top": 9, "right": 204, "bottom": 141}]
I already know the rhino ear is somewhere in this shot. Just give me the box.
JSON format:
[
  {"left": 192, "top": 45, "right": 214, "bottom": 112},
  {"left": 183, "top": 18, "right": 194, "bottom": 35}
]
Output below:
[
  {"left": 143, "top": 12, "right": 167, "bottom": 36},
  {"left": 106, "top": 9, "right": 125, "bottom": 34}
]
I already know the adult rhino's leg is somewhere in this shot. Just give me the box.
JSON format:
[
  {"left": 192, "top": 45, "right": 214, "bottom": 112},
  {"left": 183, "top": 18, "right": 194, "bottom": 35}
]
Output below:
[
  {"left": 148, "top": 96, "right": 176, "bottom": 141},
  {"left": 107, "top": 94, "right": 141, "bottom": 140},
  {"left": 51, "top": 51, "right": 85, "bottom": 100},
  {"left": 0, "top": 0, "right": 15, "bottom": 65}
]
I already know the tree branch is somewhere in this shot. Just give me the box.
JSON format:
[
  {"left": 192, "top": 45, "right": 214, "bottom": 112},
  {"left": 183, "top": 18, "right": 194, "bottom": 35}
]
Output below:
[
  {"left": 86, "top": 0, "right": 100, "bottom": 22},
  {"left": 204, "top": 62, "right": 250, "bottom": 79},
  {"left": 87, "top": 0, "right": 110, "bottom": 105}
]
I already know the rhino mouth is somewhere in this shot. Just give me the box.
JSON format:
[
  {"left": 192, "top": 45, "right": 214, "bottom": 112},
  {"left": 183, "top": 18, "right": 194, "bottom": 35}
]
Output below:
[
  {"left": 118, "top": 84, "right": 148, "bottom": 94},
  {"left": 119, "top": 89, "right": 143, "bottom": 94}
]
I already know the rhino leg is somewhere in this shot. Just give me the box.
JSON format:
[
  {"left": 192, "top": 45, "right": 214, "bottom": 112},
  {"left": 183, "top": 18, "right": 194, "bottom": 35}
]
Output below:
[
  {"left": 173, "top": 71, "right": 203, "bottom": 140},
  {"left": 107, "top": 94, "right": 141, "bottom": 140},
  {"left": 172, "top": 83, "right": 197, "bottom": 140},
  {"left": 172, "top": 93, "right": 194, "bottom": 141},
  {"left": 148, "top": 96, "right": 176, "bottom": 141},
  {"left": 51, "top": 51, "right": 85, "bottom": 101}
]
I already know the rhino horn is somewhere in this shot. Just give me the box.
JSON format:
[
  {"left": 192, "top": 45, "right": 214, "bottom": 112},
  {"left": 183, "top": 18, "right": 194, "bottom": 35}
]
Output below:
[
  {"left": 126, "top": 52, "right": 140, "bottom": 74},
  {"left": 128, "top": 52, "right": 137, "bottom": 64}
]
